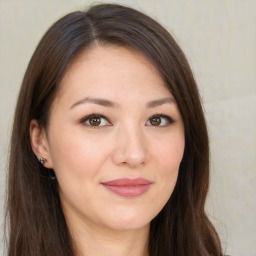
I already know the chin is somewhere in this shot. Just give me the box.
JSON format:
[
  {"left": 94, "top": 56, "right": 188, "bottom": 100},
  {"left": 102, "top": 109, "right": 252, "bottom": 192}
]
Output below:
[{"left": 101, "top": 207, "right": 155, "bottom": 231}]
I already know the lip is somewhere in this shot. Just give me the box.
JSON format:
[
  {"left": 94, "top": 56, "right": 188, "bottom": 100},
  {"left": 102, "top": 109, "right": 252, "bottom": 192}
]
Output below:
[{"left": 101, "top": 178, "right": 153, "bottom": 198}]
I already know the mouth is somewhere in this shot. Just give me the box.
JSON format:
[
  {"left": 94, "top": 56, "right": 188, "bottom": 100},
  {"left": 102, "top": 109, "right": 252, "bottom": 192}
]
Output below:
[{"left": 101, "top": 178, "right": 153, "bottom": 198}]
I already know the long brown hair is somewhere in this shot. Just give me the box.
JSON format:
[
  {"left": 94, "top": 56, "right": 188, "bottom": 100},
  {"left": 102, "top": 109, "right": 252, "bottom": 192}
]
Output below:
[{"left": 6, "top": 3, "right": 223, "bottom": 256}]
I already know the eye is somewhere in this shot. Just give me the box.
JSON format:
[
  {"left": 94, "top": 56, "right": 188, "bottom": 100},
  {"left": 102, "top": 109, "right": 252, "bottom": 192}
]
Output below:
[
  {"left": 80, "top": 114, "right": 111, "bottom": 127},
  {"left": 146, "top": 114, "right": 174, "bottom": 127}
]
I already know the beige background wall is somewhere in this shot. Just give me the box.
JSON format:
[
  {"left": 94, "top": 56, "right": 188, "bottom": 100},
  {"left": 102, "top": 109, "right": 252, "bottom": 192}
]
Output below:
[{"left": 0, "top": 0, "right": 255, "bottom": 255}]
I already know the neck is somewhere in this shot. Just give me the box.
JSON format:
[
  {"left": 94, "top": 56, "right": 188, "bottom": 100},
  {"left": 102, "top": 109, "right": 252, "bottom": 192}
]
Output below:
[{"left": 67, "top": 216, "right": 150, "bottom": 256}]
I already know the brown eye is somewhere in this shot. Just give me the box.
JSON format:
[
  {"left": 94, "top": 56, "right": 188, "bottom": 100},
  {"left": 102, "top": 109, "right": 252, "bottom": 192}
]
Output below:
[
  {"left": 89, "top": 117, "right": 101, "bottom": 126},
  {"left": 146, "top": 114, "right": 175, "bottom": 127},
  {"left": 150, "top": 117, "right": 161, "bottom": 126},
  {"left": 81, "top": 114, "right": 111, "bottom": 127}
]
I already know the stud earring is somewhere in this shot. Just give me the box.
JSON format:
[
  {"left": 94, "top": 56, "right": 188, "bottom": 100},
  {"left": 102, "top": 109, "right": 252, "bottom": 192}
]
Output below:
[{"left": 39, "top": 157, "right": 46, "bottom": 165}]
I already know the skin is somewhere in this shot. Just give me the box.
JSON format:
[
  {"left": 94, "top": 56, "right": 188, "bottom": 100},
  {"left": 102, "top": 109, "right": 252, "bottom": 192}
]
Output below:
[{"left": 30, "top": 45, "right": 185, "bottom": 256}]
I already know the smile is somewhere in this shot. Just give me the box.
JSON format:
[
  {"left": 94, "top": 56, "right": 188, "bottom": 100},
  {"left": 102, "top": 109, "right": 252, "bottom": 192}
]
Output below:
[{"left": 101, "top": 178, "right": 153, "bottom": 198}]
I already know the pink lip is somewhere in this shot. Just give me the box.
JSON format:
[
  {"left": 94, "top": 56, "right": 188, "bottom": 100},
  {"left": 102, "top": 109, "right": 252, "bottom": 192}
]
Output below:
[{"left": 101, "top": 178, "right": 153, "bottom": 198}]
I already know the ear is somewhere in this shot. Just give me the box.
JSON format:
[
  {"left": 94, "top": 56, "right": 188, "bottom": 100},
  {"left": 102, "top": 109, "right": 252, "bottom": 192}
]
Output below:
[{"left": 30, "top": 119, "right": 53, "bottom": 169}]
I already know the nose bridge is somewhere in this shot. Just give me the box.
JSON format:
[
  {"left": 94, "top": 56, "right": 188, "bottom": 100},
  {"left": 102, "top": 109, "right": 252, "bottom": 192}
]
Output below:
[{"left": 112, "top": 121, "right": 148, "bottom": 167}]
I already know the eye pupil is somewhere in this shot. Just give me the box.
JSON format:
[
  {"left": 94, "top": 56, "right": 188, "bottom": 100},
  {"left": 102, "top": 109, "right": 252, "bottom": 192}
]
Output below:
[
  {"left": 150, "top": 117, "right": 161, "bottom": 126},
  {"left": 89, "top": 117, "right": 101, "bottom": 126}
]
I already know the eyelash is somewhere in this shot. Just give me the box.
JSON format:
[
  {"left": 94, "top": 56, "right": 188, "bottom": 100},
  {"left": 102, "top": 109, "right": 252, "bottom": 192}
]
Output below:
[
  {"left": 80, "top": 113, "right": 111, "bottom": 128},
  {"left": 147, "top": 114, "right": 175, "bottom": 127},
  {"left": 79, "top": 113, "right": 175, "bottom": 128}
]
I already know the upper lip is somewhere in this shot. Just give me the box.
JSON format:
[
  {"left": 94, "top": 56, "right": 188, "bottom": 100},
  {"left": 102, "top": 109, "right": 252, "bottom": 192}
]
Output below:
[{"left": 101, "top": 178, "right": 152, "bottom": 186}]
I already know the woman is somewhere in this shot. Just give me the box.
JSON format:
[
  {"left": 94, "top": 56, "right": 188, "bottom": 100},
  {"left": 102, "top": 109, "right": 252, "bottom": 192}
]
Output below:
[{"left": 6, "top": 3, "right": 224, "bottom": 256}]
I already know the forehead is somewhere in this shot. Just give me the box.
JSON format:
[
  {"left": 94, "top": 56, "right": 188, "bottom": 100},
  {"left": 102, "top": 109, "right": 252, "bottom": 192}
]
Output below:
[{"left": 56, "top": 45, "right": 172, "bottom": 103}]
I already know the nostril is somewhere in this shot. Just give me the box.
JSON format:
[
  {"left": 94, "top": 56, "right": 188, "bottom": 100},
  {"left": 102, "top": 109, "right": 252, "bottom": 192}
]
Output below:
[{"left": 111, "top": 143, "right": 148, "bottom": 168}]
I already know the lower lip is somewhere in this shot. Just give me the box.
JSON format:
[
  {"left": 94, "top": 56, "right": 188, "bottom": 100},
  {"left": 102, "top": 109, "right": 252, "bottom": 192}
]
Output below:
[{"left": 102, "top": 184, "right": 151, "bottom": 198}]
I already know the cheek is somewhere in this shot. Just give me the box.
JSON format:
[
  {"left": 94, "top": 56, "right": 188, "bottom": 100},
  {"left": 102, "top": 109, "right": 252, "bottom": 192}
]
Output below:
[
  {"left": 153, "top": 135, "right": 184, "bottom": 194},
  {"left": 156, "top": 136, "right": 185, "bottom": 171},
  {"left": 49, "top": 131, "right": 110, "bottom": 179}
]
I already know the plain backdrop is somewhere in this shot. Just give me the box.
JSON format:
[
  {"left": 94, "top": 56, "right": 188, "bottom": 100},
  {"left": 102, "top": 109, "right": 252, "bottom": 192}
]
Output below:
[{"left": 0, "top": 0, "right": 255, "bottom": 255}]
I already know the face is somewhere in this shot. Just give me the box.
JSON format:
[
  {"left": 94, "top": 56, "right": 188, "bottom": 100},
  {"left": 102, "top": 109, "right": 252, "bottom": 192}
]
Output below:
[{"left": 35, "top": 45, "right": 185, "bottom": 232}]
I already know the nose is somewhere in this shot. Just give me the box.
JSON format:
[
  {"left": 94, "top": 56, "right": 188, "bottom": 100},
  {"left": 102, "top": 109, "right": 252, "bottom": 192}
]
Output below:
[{"left": 111, "top": 125, "right": 149, "bottom": 168}]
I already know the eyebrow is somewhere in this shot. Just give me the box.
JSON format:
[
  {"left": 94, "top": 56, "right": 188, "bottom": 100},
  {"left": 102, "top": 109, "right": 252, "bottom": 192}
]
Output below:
[
  {"left": 146, "top": 97, "right": 175, "bottom": 108},
  {"left": 70, "top": 97, "right": 119, "bottom": 109},
  {"left": 70, "top": 96, "right": 175, "bottom": 109}
]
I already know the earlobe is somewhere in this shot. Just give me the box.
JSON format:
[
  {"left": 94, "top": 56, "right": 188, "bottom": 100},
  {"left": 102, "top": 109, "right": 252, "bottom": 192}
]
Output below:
[{"left": 30, "top": 119, "right": 53, "bottom": 169}]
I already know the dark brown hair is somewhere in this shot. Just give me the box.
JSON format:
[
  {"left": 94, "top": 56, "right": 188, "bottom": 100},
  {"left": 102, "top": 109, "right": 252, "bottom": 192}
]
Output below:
[{"left": 6, "top": 3, "right": 223, "bottom": 256}]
